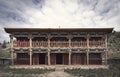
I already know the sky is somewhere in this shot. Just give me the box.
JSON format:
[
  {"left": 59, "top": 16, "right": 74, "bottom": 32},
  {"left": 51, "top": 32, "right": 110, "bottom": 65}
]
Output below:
[{"left": 0, "top": 0, "right": 120, "bottom": 42}]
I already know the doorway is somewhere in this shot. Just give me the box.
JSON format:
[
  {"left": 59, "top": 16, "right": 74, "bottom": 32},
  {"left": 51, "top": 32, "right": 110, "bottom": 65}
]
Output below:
[
  {"left": 56, "top": 53, "right": 63, "bottom": 64},
  {"left": 39, "top": 53, "right": 46, "bottom": 64}
]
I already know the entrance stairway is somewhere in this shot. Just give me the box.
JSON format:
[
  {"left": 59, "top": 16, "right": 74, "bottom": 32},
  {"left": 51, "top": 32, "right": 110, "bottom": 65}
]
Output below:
[
  {"left": 46, "top": 71, "right": 73, "bottom": 77},
  {"left": 55, "top": 65, "right": 64, "bottom": 71},
  {"left": 46, "top": 65, "right": 73, "bottom": 77}
]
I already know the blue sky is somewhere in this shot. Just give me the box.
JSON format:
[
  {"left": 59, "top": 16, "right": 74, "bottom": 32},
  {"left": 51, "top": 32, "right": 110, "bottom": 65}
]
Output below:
[{"left": 0, "top": 0, "right": 120, "bottom": 42}]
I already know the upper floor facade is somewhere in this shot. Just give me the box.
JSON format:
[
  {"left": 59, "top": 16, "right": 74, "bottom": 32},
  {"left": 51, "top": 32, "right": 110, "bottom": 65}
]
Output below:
[{"left": 4, "top": 28, "right": 113, "bottom": 53}]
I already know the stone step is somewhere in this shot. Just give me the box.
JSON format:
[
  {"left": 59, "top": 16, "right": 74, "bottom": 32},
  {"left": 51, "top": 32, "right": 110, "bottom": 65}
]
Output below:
[
  {"left": 55, "top": 65, "right": 65, "bottom": 71},
  {"left": 55, "top": 67, "right": 64, "bottom": 71},
  {"left": 46, "top": 71, "right": 73, "bottom": 77}
]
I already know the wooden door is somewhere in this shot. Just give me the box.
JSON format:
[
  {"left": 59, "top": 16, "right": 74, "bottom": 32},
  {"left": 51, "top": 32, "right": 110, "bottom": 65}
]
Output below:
[
  {"left": 50, "top": 53, "right": 56, "bottom": 65},
  {"left": 63, "top": 53, "right": 69, "bottom": 65}
]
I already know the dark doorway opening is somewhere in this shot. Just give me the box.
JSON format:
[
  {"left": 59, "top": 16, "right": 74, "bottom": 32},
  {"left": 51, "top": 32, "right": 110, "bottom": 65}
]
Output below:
[
  {"left": 89, "top": 53, "right": 102, "bottom": 65},
  {"left": 17, "top": 53, "right": 29, "bottom": 65},
  {"left": 39, "top": 53, "right": 46, "bottom": 64},
  {"left": 56, "top": 53, "right": 63, "bottom": 64}
]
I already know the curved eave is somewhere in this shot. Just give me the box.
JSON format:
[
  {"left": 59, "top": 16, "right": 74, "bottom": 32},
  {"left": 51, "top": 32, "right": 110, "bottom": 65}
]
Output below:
[{"left": 4, "top": 27, "right": 113, "bottom": 34}]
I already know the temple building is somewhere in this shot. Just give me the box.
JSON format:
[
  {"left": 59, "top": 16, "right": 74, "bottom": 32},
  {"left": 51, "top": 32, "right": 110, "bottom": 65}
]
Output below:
[{"left": 4, "top": 28, "right": 113, "bottom": 65}]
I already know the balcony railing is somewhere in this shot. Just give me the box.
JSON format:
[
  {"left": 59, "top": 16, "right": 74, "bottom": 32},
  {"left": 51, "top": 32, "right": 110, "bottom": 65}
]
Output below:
[
  {"left": 32, "top": 41, "right": 48, "bottom": 47},
  {"left": 50, "top": 41, "right": 69, "bottom": 47},
  {"left": 13, "top": 41, "right": 30, "bottom": 47},
  {"left": 13, "top": 40, "right": 105, "bottom": 47},
  {"left": 89, "top": 40, "right": 105, "bottom": 47},
  {"left": 71, "top": 41, "right": 87, "bottom": 47}
]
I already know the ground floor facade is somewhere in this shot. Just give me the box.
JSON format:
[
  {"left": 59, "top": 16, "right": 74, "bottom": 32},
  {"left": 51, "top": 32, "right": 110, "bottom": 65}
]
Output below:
[{"left": 15, "top": 52, "right": 103, "bottom": 65}]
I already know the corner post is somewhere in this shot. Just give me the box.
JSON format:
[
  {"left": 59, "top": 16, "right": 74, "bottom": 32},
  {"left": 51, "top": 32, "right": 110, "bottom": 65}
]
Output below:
[
  {"left": 105, "top": 34, "right": 108, "bottom": 65},
  {"left": 10, "top": 34, "right": 14, "bottom": 65}
]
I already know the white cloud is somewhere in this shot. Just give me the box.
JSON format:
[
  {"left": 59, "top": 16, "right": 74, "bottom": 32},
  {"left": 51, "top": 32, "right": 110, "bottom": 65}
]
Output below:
[{"left": 0, "top": 0, "right": 120, "bottom": 42}]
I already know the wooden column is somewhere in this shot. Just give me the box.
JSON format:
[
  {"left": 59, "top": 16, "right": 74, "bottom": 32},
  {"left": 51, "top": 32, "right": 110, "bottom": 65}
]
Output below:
[
  {"left": 48, "top": 34, "right": 51, "bottom": 65},
  {"left": 105, "top": 34, "right": 108, "bottom": 65},
  {"left": 69, "top": 34, "right": 71, "bottom": 65},
  {"left": 69, "top": 50, "right": 71, "bottom": 65},
  {"left": 29, "top": 50, "right": 32, "bottom": 65},
  {"left": 101, "top": 52, "right": 105, "bottom": 65},
  {"left": 10, "top": 34, "right": 14, "bottom": 65},
  {"left": 86, "top": 33, "right": 89, "bottom": 65},
  {"left": 29, "top": 33, "right": 32, "bottom": 65}
]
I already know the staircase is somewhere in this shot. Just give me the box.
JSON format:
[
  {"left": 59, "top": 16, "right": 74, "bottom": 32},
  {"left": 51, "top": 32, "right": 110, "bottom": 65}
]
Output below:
[
  {"left": 46, "top": 65, "right": 73, "bottom": 77},
  {"left": 55, "top": 65, "right": 64, "bottom": 71}
]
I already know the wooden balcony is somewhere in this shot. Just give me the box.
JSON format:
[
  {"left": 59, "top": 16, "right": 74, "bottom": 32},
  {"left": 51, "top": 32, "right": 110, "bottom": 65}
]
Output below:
[{"left": 13, "top": 40, "right": 105, "bottom": 48}]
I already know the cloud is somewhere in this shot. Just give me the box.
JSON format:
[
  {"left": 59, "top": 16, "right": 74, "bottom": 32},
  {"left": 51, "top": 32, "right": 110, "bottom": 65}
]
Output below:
[{"left": 0, "top": 0, "right": 120, "bottom": 42}]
